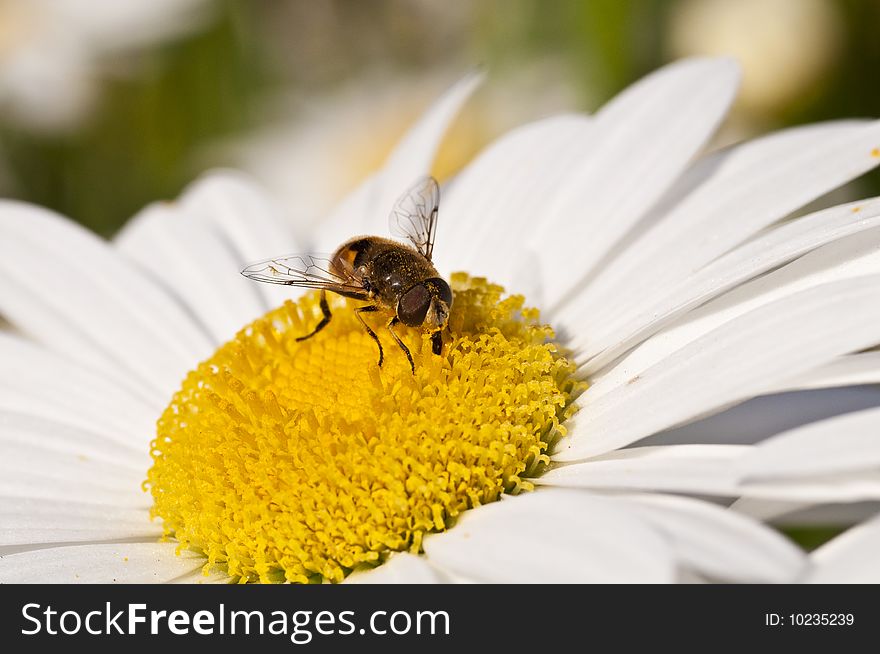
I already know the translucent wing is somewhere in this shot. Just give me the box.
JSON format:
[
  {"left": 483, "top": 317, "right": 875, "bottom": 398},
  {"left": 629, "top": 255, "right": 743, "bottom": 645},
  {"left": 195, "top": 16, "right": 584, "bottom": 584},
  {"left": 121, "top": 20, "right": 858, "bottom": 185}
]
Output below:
[
  {"left": 240, "top": 254, "right": 367, "bottom": 297},
  {"left": 389, "top": 176, "right": 440, "bottom": 261}
]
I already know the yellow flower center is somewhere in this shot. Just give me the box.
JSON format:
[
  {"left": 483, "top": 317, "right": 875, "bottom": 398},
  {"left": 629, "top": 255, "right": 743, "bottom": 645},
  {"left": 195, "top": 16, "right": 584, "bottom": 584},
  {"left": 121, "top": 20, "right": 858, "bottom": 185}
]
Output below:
[{"left": 146, "top": 274, "right": 580, "bottom": 583}]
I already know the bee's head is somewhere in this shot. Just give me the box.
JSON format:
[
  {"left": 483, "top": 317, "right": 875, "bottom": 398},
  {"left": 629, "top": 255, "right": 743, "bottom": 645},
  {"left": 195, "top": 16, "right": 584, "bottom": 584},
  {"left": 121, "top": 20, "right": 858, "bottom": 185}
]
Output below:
[{"left": 398, "top": 278, "right": 453, "bottom": 330}]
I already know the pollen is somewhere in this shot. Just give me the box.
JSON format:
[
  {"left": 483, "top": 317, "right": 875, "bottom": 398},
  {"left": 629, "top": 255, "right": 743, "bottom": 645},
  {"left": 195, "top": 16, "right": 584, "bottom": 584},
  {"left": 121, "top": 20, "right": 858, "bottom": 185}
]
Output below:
[{"left": 146, "top": 274, "right": 580, "bottom": 583}]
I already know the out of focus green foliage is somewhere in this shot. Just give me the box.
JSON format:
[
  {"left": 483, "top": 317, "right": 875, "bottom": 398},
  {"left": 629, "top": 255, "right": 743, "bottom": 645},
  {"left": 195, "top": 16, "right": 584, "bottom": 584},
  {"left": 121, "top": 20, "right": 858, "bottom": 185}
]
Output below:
[
  {"left": 0, "top": 1, "right": 273, "bottom": 235},
  {"left": 1, "top": 0, "right": 879, "bottom": 236},
  {"left": 782, "top": 526, "right": 846, "bottom": 552}
]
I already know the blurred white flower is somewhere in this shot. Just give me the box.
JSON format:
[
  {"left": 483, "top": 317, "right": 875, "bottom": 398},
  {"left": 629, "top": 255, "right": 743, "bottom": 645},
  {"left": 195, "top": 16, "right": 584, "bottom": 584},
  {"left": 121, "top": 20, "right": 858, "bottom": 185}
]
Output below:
[
  {"left": 0, "top": 0, "right": 211, "bottom": 131},
  {"left": 668, "top": 0, "right": 842, "bottom": 116},
  {"left": 221, "top": 64, "right": 579, "bottom": 244}
]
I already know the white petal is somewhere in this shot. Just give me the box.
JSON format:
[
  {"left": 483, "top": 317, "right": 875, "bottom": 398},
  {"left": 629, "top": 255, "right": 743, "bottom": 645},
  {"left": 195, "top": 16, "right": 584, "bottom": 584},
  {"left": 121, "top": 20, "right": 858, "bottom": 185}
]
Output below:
[
  {"left": 0, "top": 257, "right": 112, "bottom": 375},
  {"left": 0, "top": 414, "right": 149, "bottom": 507},
  {"left": 0, "top": 201, "right": 214, "bottom": 399},
  {"left": 538, "top": 57, "right": 739, "bottom": 311},
  {"left": 0, "top": 332, "right": 160, "bottom": 445},
  {"left": 557, "top": 275, "right": 880, "bottom": 460},
  {"left": 738, "top": 473, "right": 880, "bottom": 503},
  {"left": 0, "top": 475, "right": 148, "bottom": 507},
  {"left": 619, "top": 494, "right": 806, "bottom": 583},
  {"left": 422, "top": 489, "right": 675, "bottom": 583},
  {"left": 375, "top": 72, "right": 484, "bottom": 227},
  {"left": 0, "top": 411, "right": 148, "bottom": 470},
  {"left": 737, "top": 407, "right": 880, "bottom": 479},
  {"left": 586, "top": 227, "right": 880, "bottom": 400},
  {"left": 317, "top": 73, "right": 483, "bottom": 251},
  {"left": 176, "top": 171, "right": 300, "bottom": 310},
  {"left": 0, "top": 542, "right": 205, "bottom": 583},
  {"left": 540, "top": 444, "right": 746, "bottom": 495},
  {"left": 643, "top": 386, "right": 880, "bottom": 447},
  {"left": 729, "top": 498, "right": 813, "bottom": 523},
  {"left": 806, "top": 516, "right": 880, "bottom": 583},
  {"left": 734, "top": 500, "right": 880, "bottom": 527},
  {"left": 116, "top": 200, "right": 265, "bottom": 344},
  {"left": 0, "top": 498, "right": 160, "bottom": 546},
  {"left": 345, "top": 553, "right": 447, "bottom": 584},
  {"left": 774, "top": 352, "right": 880, "bottom": 392},
  {"left": 579, "top": 197, "right": 880, "bottom": 374},
  {"left": 181, "top": 171, "right": 299, "bottom": 261},
  {"left": 438, "top": 114, "right": 593, "bottom": 300},
  {"left": 0, "top": 437, "right": 141, "bottom": 489},
  {"left": 562, "top": 121, "right": 880, "bottom": 359},
  {"left": 315, "top": 176, "right": 379, "bottom": 252}
]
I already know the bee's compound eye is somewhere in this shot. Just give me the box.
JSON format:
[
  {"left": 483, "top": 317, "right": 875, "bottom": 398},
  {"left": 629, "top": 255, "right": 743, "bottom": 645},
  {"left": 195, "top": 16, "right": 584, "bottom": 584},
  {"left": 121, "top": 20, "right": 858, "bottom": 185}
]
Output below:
[
  {"left": 427, "top": 278, "right": 453, "bottom": 307},
  {"left": 398, "top": 284, "right": 431, "bottom": 327}
]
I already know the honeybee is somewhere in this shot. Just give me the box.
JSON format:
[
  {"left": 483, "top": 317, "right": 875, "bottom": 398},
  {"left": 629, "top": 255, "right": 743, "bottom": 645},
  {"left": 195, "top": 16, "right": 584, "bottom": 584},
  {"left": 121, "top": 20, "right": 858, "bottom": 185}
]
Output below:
[{"left": 241, "top": 177, "right": 452, "bottom": 373}]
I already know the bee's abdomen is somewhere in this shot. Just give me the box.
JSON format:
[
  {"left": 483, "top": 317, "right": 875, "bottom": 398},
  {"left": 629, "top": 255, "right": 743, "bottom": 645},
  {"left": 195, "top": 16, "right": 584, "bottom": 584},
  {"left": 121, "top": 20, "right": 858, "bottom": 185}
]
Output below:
[
  {"left": 334, "top": 238, "right": 375, "bottom": 272},
  {"left": 332, "top": 236, "right": 440, "bottom": 305}
]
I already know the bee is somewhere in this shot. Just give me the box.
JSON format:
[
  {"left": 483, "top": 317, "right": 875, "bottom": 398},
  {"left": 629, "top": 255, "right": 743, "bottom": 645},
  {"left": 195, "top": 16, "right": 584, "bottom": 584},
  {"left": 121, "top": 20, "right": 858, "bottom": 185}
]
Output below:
[{"left": 240, "top": 176, "right": 452, "bottom": 373}]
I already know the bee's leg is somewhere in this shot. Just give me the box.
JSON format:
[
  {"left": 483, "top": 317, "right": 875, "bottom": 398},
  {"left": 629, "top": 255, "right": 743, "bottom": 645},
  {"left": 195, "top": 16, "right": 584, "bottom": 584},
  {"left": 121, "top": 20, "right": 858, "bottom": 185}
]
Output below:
[
  {"left": 355, "top": 305, "right": 384, "bottom": 367},
  {"left": 296, "top": 290, "right": 333, "bottom": 342},
  {"left": 431, "top": 331, "right": 443, "bottom": 356},
  {"left": 387, "top": 317, "right": 415, "bottom": 374}
]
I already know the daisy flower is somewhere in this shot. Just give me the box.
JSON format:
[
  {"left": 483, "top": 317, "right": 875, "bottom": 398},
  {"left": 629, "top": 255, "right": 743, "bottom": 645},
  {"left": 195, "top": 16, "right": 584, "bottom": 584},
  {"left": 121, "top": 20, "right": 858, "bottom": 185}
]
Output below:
[
  {"left": 0, "top": 0, "right": 211, "bottom": 131},
  {"left": 2, "top": 58, "right": 880, "bottom": 584}
]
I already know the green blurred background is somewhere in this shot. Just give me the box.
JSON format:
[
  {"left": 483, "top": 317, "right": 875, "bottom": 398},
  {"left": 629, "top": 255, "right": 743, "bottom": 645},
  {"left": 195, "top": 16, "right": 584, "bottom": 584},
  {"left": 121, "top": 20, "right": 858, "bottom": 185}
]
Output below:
[{"left": 2, "top": 0, "right": 879, "bottom": 236}]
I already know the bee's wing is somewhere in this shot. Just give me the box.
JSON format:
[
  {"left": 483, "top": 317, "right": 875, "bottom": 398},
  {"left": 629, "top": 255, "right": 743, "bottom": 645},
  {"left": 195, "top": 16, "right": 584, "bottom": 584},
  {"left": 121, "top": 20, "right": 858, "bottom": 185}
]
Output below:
[
  {"left": 240, "top": 254, "right": 366, "bottom": 296},
  {"left": 389, "top": 176, "right": 440, "bottom": 261}
]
